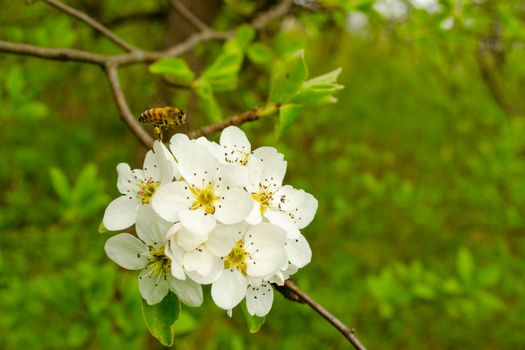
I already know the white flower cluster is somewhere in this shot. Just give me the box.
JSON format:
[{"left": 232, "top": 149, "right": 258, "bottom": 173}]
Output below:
[{"left": 102, "top": 126, "right": 317, "bottom": 317}]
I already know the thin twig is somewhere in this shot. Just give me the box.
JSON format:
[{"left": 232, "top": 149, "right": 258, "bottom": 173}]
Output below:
[
  {"left": 0, "top": 40, "right": 107, "bottom": 65},
  {"left": 169, "top": 0, "right": 211, "bottom": 33},
  {"left": 42, "top": 0, "right": 140, "bottom": 52},
  {"left": 252, "top": 0, "right": 294, "bottom": 30},
  {"left": 105, "top": 64, "right": 154, "bottom": 148},
  {"left": 188, "top": 105, "right": 279, "bottom": 139},
  {"left": 282, "top": 280, "right": 368, "bottom": 350}
]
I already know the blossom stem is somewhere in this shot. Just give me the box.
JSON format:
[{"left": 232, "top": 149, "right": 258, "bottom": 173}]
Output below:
[{"left": 281, "top": 280, "right": 368, "bottom": 350}]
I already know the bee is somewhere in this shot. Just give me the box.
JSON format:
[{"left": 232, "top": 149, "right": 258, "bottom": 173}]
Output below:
[{"left": 138, "top": 107, "right": 187, "bottom": 140}]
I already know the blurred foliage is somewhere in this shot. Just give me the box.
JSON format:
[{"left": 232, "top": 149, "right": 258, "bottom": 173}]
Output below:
[{"left": 1, "top": 0, "right": 525, "bottom": 349}]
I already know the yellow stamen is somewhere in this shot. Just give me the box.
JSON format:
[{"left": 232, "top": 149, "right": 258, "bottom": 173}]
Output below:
[
  {"left": 223, "top": 240, "right": 249, "bottom": 275},
  {"left": 251, "top": 186, "right": 273, "bottom": 215},
  {"left": 190, "top": 182, "right": 220, "bottom": 214}
]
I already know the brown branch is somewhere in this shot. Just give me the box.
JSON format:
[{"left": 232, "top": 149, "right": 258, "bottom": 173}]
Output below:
[
  {"left": 282, "top": 280, "right": 368, "bottom": 350},
  {"left": 105, "top": 64, "right": 154, "bottom": 148},
  {"left": 0, "top": 0, "right": 295, "bottom": 146},
  {"left": 41, "top": 0, "right": 140, "bottom": 52},
  {"left": 188, "top": 105, "right": 279, "bottom": 139},
  {"left": 252, "top": 0, "right": 294, "bottom": 30},
  {"left": 169, "top": 0, "right": 211, "bottom": 33},
  {"left": 0, "top": 40, "right": 107, "bottom": 65}
]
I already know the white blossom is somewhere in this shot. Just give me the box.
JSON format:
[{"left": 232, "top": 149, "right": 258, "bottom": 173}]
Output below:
[
  {"left": 103, "top": 141, "right": 174, "bottom": 231},
  {"left": 152, "top": 140, "right": 252, "bottom": 236},
  {"left": 104, "top": 206, "right": 202, "bottom": 306}
]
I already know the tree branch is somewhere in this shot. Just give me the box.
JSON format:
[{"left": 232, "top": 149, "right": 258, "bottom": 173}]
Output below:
[
  {"left": 0, "top": 0, "right": 296, "bottom": 146},
  {"left": 252, "top": 0, "right": 294, "bottom": 30},
  {"left": 169, "top": 0, "right": 211, "bottom": 33},
  {"left": 188, "top": 104, "right": 279, "bottom": 138},
  {"left": 281, "top": 280, "right": 368, "bottom": 350},
  {"left": 41, "top": 0, "right": 140, "bottom": 52},
  {"left": 105, "top": 64, "right": 154, "bottom": 148},
  {"left": 0, "top": 40, "right": 107, "bottom": 65}
]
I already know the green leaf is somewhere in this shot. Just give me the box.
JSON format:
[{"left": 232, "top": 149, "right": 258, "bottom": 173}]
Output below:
[
  {"left": 149, "top": 58, "right": 195, "bottom": 84},
  {"left": 201, "top": 51, "right": 243, "bottom": 91},
  {"left": 194, "top": 80, "right": 222, "bottom": 121},
  {"left": 247, "top": 42, "right": 275, "bottom": 66},
  {"left": 72, "top": 163, "right": 98, "bottom": 202},
  {"left": 141, "top": 292, "right": 181, "bottom": 347},
  {"left": 292, "top": 68, "right": 344, "bottom": 106},
  {"left": 269, "top": 50, "right": 308, "bottom": 103},
  {"left": 225, "top": 24, "right": 256, "bottom": 51},
  {"left": 457, "top": 247, "right": 474, "bottom": 281},
  {"left": 303, "top": 67, "right": 342, "bottom": 88},
  {"left": 277, "top": 104, "right": 302, "bottom": 137},
  {"left": 49, "top": 167, "right": 71, "bottom": 201},
  {"left": 242, "top": 302, "right": 266, "bottom": 333}
]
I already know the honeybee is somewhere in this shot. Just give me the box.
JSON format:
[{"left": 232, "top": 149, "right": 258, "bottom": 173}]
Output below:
[{"left": 138, "top": 107, "right": 187, "bottom": 140}]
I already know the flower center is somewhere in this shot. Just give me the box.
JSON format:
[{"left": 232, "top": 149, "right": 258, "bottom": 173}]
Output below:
[
  {"left": 146, "top": 245, "right": 171, "bottom": 277},
  {"left": 223, "top": 240, "right": 250, "bottom": 275},
  {"left": 138, "top": 178, "right": 160, "bottom": 204},
  {"left": 225, "top": 149, "right": 250, "bottom": 166},
  {"left": 251, "top": 186, "right": 273, "bottom": 215},
  {"left": 190, "top": 182, "right": 220, "bottom": 214}
]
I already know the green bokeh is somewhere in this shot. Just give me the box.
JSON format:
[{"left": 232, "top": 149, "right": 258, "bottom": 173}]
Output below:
[{"left": 1, "top": 1, "right": 524, "bottom": 349}]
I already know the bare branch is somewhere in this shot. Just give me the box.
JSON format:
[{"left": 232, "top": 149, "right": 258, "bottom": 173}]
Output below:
[
  {"left": 169, "top": 0, "right": 211, "bottom": 33},
  {"left": 0, "top": 40, "right": 107, "bottom": 65},
  {"left": 188, "top": 105, "right": 279, "bottom": 139},
  {"left": 42, "top": 0, "right": 140, "bottom": 52},
  {"left": 282, "top": 280, "right": 368, "bottom": 350},
  {"left": 105, "top": 64, "right": 154, "bottom": 148},
  {"left": 252, "top": 0, "right": 294, "bottom": 30}
]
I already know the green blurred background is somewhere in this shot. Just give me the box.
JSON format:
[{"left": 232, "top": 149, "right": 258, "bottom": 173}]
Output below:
[{"left": 1, "top": 0, "right": 525, "bottom": 349}]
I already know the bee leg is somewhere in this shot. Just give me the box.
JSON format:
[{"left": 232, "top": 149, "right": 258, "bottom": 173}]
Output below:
[{"left": 153, "top": 126, "right": 163, "bottom": 141}]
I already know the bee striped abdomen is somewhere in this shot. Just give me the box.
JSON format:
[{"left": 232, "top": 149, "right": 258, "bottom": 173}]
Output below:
[
  {"left": 139, "top": 108, "right": 162, "bottom": 124},
  {"left": 138, "top": 106, "right": 187, "bottom": 141}
]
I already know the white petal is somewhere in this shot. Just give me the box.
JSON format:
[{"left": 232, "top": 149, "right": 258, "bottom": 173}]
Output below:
[
  {"left": 169, "top": 133, "right": 191, "bottom": 161},
  {"left": 179, "top": 209, "right": 216, "bottom": 236},
  {"left": 165, "top": 241, "right": 186, "bottom": 280},
  {"left": 294, "top": 193, "right": 318, "bottom": 229},
  {"left": 168, "top": 275, "right": 203, "bottom": 307},
  {"left": 153, "top": 140, "right": 179, "bottom": 181},
  {"left": 135, "top": 206, "right": 171, "bottom": 247},
  {"left": 285, "top": 233, "right": 312, "bottom": 268},
  {"left": 245, "top": 201, "right": 263, "bottom": 225},
  {"left": 116, "top": 163, "right": 135, "bottom": 194},
  {"left": 217, "top": 165, "right": 249, "bottom": 188},
  {"left": 220, "top": 126, "right": 251, "bottom": 151},
  {"left": 252, "top": 146, "right": 284, "bottom": 163},
  {"left": 211, "top": 269, "right": 248, "bottom": 310},
  {"left": 206, "top": 223, "right": 246, "bottom": 257},
  {"left": 177, "top": 142, "right": 219, "bottom": 187},
  {"left": 103, "top": 196, "right": 140, "bottom": 231},
  {"left": 183, "top": 247, "right": 214, "bottom": 276},
  {"left": 177, "top": 228, "right": 208, "bottom": 251},
  {"left": 264, "top": 210, "right": 300, "bottom": 239},
  {"left": 151, "top": 181, "right": 191, "bottom": 222},
  {"left": 271, "top": 185, "right": 305, "bottom": 212},
  {"left": 246, "top": 282, "right": 274, "bottom": 317},
  {"left": 186, "top": 257, "right": 223, "bottom": 285},
  {"left": 143, "top": 149, "right": 161, "bottom": 181},
  {"left": 104, "top": 233, "right": 148, "bottom": 270},
  {"left": 138, "top": 268, "right": 169, "bottom": 305},
  {"left": 215, "top": 187, "right": 252, "bottom": 225},
  {"left": 245, "top": 223, "right": 287, "bottom": 277}
]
